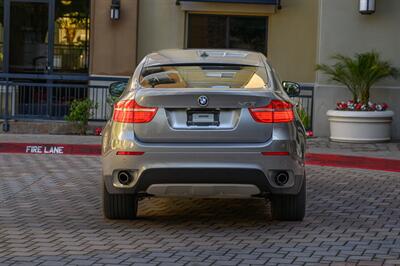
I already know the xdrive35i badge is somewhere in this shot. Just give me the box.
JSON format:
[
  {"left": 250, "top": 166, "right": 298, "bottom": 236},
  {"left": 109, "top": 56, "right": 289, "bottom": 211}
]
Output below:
[{"left": 198, "top": 95, "right": 209, "bottom": 107}]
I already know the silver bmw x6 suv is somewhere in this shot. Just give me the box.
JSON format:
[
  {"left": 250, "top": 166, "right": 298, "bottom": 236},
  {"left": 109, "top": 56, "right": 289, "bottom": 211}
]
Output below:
[{"left": 102, "top": 49, "right": 306, "bottom": 221}]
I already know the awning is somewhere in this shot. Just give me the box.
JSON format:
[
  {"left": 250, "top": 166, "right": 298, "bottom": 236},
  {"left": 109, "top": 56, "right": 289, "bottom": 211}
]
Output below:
[
  {"left": 178, "top": 0, "right": 280, "bottom": 15},
  {"left": 178, "top": 0, "right": 279, "bottom": 4}
]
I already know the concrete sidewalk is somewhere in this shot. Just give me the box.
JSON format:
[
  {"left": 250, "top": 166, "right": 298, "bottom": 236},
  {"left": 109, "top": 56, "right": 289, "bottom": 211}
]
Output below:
[
  {"left": 307, "top": 137, "right": 400, "bottom": 160},
  {"left": 1, "top": 133, "right": 399, "bottom": 159}
]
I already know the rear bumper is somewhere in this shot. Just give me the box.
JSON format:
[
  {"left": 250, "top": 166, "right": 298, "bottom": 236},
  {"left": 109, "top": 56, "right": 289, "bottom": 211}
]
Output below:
[
  {"left": 104, "top": 167, "right": 305, "bottom": 196},
  {"left": 102, "top": 145, "right": 305, "bottom": 196},
  {"left": 102, "top": 122, "right": 306, "bottom": 197}
]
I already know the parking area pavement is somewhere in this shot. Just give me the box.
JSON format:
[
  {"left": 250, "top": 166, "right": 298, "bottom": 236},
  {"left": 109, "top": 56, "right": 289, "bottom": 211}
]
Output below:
[{"left": 0, "top": 154, "right": 399, "bottom": 266}]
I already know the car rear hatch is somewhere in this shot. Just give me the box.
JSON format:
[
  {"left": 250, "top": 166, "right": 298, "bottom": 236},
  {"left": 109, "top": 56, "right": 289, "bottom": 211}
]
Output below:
[
  {"left": 126, "top": 63, "right": 276, "bottom": 143},
  {"left": 132, "top": 88, "right": 274, "bottom": 143}
]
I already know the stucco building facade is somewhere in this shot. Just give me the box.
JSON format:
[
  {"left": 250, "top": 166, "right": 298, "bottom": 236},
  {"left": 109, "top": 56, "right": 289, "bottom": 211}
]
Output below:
[{"left": 1, "top": 0, "right": 399, "bottom": 138}]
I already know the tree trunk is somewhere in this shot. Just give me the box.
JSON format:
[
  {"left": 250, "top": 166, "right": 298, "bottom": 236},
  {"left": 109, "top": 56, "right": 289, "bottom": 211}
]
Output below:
[{"left": 361, "top": 88, "right": 370, "bottom": 105}]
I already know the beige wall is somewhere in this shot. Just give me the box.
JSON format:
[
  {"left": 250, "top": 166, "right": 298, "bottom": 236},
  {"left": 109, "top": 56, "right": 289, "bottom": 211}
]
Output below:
[
  {"left": 90, "top": 0, "right": 138, "bottom": 76},
  {"left": 137, "top": 0, "right": 319, "bottom": 83},
  {"left": 316, "top": 0, "right": 400, "bottom": 86},
  {"left": 137, "top": 0, "right": 186, "bottom": 61},
  {"left": 268, "top": 0, "right": 319, "bottom": 83},
  {"left": 314, "top": 0, "right": 400, "bottom": 139}
]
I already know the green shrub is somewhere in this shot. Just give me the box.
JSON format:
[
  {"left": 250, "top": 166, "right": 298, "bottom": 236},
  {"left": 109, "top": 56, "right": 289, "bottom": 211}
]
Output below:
[
  {"left": 65, "top": 99, "right": 97, "bottom": 135},
  {"left": 296, "top": 105, "right": 311, "bottom": 130}
]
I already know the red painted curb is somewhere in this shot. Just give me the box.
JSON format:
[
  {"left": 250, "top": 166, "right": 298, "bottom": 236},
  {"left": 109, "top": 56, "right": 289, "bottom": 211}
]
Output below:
[
  {"left": 306, "top": 153, "right": 400, "bottom": 173},
  {"left": 0, "top": 142, "right": 399, "bottom": 173}
]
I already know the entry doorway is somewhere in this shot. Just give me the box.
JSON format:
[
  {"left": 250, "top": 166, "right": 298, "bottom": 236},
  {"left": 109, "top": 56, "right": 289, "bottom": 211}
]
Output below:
[
  {"left": 4, "top": 0, "right": 90, "bottom": 74},
  {"left": 2, "top": 0, "right": 90, "bottom": 118},
  {"left": 9, "top": 1, "right": 51, "bottom": 73}
]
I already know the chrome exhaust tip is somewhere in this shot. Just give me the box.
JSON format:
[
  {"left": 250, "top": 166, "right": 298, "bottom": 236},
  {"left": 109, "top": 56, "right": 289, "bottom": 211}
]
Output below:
[
  {"left": 117, "top": 171, "right": 133, "bottom": 186},
  {"left": 275, "top": 172, "right": 289, "bottom": 186}
]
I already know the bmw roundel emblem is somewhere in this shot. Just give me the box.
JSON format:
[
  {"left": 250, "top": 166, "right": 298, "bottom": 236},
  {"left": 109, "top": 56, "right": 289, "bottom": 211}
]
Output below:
[{"left": 198, "top": 95, "right": 209, "bottom": 107}]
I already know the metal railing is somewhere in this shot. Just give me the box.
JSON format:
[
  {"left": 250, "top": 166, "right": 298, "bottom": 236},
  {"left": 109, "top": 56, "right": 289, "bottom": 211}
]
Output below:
[
  {"left": 294, "top": 83, "right": 314, "bottom": 131},
  {"left": 0, "top": 73, "right": 314, "bottom": 131},
  {"left": 0, "top": 74, "right": 127, "bottom": 131}
]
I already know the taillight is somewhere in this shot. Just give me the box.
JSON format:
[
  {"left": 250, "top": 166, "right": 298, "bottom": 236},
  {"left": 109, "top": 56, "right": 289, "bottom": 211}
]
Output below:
[
  {"left": 113, "top": 100, "right": 158, "bottom": 123},
  {"left": 249, "top": 100, "right": 294, "bottom": 123}
]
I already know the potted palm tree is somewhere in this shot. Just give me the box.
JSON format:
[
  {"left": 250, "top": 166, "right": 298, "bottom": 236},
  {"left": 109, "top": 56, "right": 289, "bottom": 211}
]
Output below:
[{"left": 317, "top": 51, "right": 398, "bottom": 143}]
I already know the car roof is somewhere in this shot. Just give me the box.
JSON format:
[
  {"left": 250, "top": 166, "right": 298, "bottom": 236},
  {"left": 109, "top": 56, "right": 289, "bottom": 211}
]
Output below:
[{"left": 144, "top": 49, "right": 265, "bottom": 67}]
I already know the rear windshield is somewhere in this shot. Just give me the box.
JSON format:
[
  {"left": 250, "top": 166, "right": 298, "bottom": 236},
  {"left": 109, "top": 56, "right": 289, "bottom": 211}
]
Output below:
[{"left": 139, "top": 65, "right": 269, "bottom": 89}]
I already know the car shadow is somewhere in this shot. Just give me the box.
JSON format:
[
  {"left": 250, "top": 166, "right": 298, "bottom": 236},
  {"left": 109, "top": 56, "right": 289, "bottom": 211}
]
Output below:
[{"left": 133, "top": 197, "right": 275, "bottom": 224}]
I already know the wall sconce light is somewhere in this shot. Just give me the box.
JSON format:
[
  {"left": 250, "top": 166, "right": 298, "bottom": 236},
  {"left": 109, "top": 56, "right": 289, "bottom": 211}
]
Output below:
[
  {"left": 359, "top": 0, "right": 376, "bottom": 15},
  {"left": 110, "top": 0, "right": 121, "bottom": 20}
]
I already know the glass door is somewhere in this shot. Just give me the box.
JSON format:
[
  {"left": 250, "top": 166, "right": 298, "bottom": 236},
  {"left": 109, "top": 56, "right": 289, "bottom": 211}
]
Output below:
[
  {"left": 4, "top": 0, "right": 54, "bottom": 117},
  {"left": 8, "top": 0, "right": 52, "bottom": 73},
  {"left": 3, "top": 0, "right": 90, "bottom": 119},
  {"left": 5, "top": 0, "right": 90, "bottom": 74}
]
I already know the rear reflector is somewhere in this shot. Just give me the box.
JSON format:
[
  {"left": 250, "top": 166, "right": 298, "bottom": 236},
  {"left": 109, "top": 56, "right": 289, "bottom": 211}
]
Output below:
[
  {"left": 113, "top": 100, "right": 158, "bottom": 123},
  {"left": 116, "top": 151, "right": 145, "bottom": 156},
  {"left": 249, "top": 100, "right": 294, "bottom": 123},
  {"left": 262, "top": 151, "right": 290, "bottom": 156}
]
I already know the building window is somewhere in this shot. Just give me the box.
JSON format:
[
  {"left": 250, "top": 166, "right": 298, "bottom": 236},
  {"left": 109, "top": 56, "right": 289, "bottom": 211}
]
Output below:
[
  {"left": 187, "top": 14, "right": 268, "bottom": 54},
  {"left": 54, "top": 0, "right": 90, "bottom": 73}
]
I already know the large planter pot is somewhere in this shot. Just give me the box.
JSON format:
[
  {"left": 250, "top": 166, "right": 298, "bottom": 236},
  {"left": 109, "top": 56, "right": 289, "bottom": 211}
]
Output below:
[{"left": 326, "top": 110, "right": 394, "bottom": 143}]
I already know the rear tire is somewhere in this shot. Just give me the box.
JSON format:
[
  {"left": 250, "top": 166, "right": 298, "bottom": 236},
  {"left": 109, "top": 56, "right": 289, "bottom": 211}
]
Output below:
[
  {"left": 270, "top": 178, "right": 306, "bottom": 221},
  {"left": 103, "top": 184, "right": 138, "bottom": 220}
]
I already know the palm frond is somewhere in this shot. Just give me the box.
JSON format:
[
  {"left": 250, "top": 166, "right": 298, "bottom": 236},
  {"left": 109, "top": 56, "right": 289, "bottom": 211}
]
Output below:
[{"left": 316, "top": 51, "right": 399, "bottom": 104}]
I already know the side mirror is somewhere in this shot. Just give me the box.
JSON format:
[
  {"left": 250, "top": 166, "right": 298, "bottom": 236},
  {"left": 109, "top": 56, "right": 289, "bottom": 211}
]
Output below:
[
  {"left": 109, "top": 81, "right": 127, "bottom": 98},
  {"left": 282, "top": 81, "right": 301, "bottom": 97}
]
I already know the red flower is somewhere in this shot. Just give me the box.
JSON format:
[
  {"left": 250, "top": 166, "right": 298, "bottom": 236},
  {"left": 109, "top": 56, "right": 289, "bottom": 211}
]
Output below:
[
  {"left": 95, "top": 128, "right": 102, "bottom": 136},
  {"left": 335, "top": 100, "right": 388, "bottom": 111},
  {"left": 336, "top": 102, "right": 348, "bottom": 110}
]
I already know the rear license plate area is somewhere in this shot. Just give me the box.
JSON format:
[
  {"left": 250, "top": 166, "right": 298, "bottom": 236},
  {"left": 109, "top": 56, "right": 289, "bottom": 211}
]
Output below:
[{"left": 187, "top": 109, "right": 220, "bottom": 126}]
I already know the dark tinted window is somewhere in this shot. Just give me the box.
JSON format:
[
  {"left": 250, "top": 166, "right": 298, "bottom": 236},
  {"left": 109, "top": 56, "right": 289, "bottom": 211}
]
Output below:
[
  {"left": 229, "top": 16, "right": 267, "bottom": 53},
  {"left": 188, "top": 15, "right": 227, "bottom": 49},
  {"left": 188, "top": 14, "right": 267, "bottom": 54}
]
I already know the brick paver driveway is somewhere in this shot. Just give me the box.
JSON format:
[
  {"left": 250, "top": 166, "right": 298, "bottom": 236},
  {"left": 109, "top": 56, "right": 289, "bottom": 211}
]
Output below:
[{"left": 0, "top": 154, "right": 399, "bottom": 266}]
